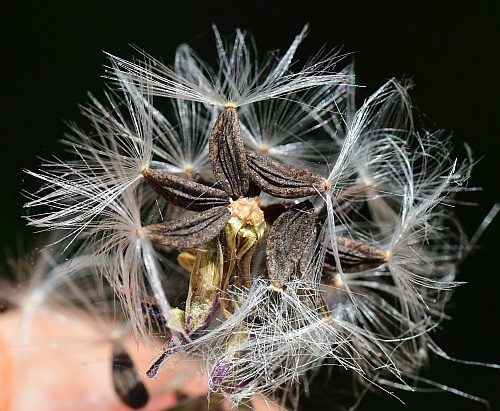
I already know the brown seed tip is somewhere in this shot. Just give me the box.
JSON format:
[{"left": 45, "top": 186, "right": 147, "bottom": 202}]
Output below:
[
  {"left": 321, "top": 178, "right": 329, "bottom": 192},
  {"left": 135, "top": 227, "right": 144, "bottom": 239},
  {"left": 322, "top": 313, "right": 333, "bottom": 323},
  {"left": 333, "top": 274, "right": 344, "bottom": 288},
  {"left": 268, "top": 283, "right": 283, "bottom": 293},
  {"left": 384, "top": 250, "right": 391, "bottom": 262},
  {"left": 258, "top": 144, "right": 270, "bottom": 154}
]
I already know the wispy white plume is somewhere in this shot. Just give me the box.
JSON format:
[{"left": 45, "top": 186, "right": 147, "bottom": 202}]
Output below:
[{"left": 106, "top": 25, "right": 350, "bottom": 108}]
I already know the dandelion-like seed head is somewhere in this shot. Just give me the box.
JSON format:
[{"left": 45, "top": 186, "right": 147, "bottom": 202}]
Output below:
[{"left": 21, "top": 24, "right": 496, "bottom": 411}]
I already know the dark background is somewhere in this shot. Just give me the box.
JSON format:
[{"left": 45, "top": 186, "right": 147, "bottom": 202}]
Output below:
[{"left": 2, "top": 1, "right": 499, "bottom": 410}]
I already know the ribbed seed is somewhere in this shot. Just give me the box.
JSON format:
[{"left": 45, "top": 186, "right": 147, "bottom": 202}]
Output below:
[
  {"left": 246, "top": 151, "right": 328, "bottom": 198},
  {"left": 143, "top": 206, "right": 231, "bottom": 249},
  {"left": 324, "top": 236, "right": 387, "bottom": 273},
  {"left": 209, "top": 107, "right": 249, "bottom": 199},
  {"left": 266, "top": 200, "right": 317, "bottom": 289},
  {"left": 142, "top": 168, "right": 230, "bottom": 211}
]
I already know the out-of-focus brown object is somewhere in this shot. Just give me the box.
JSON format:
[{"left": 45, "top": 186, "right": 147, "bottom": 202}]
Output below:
[
  {"left": 0, "top": 308, "right": 285, "bottom": 411},
  {"left": 0, "top": 308, "right": 205, "bottom": 411}
]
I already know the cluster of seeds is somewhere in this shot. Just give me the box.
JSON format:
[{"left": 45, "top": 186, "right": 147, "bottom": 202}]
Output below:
[{"left": 25, "top": 25, "right": 474, "bottom": 408}]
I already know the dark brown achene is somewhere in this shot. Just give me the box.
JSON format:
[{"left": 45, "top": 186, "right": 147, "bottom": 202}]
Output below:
[
  {"left": 324, "top": 236, "right": 387, "bottom": 273},
  {"left": 143, "top": 207, "right": 231, "bottom": 249},
  {"left": 266, "top": 200, "right": 317, "bottom": 290},
  {"left": 142, "top": 168, "right": 230, "bottom": 211},
  {"left": 209, "top": 107, "right": 249, "bottom": 199},
  {"left": 246, "top": 151, "right": 328, "bottom": 198}
]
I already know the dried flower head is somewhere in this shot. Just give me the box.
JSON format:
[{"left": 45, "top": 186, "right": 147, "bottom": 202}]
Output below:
[{"left": 23, "top": 25, "right": 497, "bottom": 410}]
